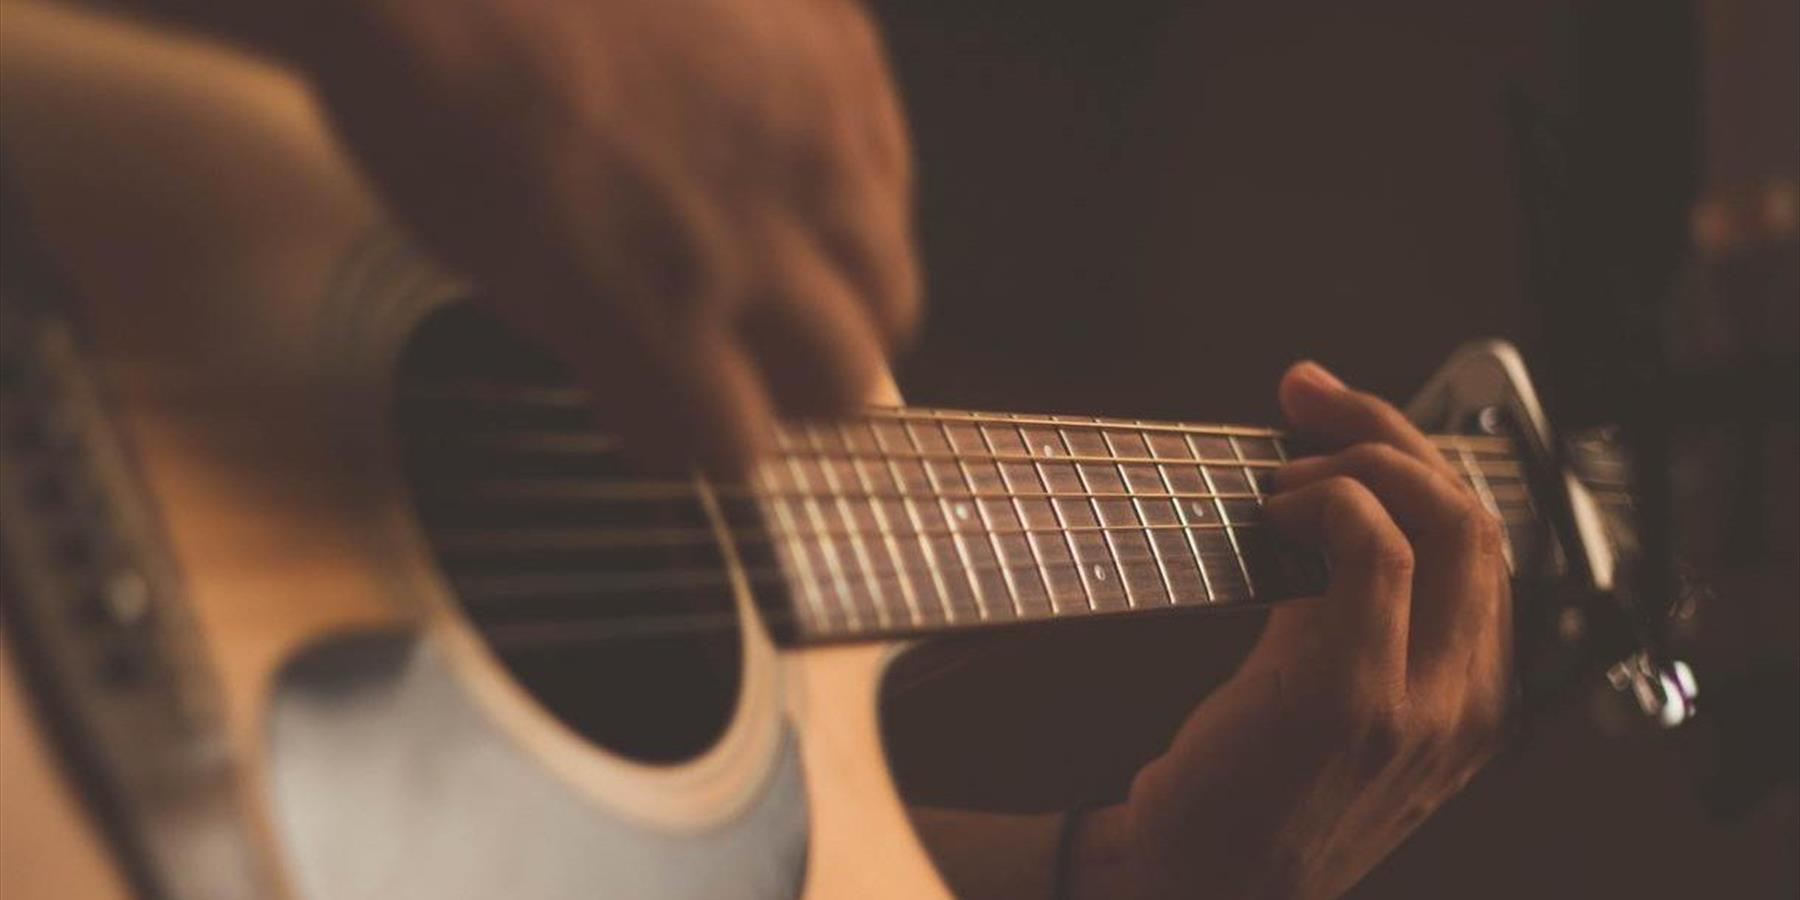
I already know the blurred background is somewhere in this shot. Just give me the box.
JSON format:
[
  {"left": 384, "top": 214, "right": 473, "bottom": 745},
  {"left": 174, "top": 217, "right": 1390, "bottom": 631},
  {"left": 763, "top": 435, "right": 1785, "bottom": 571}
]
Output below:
[{"left": 865, "top": 0, "right": 1799, "bottom": 895}]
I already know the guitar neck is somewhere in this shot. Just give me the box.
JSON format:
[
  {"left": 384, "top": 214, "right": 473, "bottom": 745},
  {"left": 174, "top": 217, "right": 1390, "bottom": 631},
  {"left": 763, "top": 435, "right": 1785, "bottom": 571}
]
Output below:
[
  {"left": 750, "top": 409, "right": 1523, "bottom": 641},
  {"left": 402, "top": 382, "right": 1530, "bottom": 647}
]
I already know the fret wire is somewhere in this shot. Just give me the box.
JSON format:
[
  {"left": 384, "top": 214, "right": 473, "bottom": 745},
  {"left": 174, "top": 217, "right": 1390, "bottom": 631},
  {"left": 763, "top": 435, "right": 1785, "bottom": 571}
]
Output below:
[
  {"left": 803, "top": 425, "right": 892, "bottom": 629},
  {"left": 405, "top": 384, "right": 1512, "bottom": 455},
  {"left": 977, "top": 417, "right": 1058, "bottom": 610},
  {"left": 871, "top": 406, "right": 1289, "bottom": 439},
  {"left": 872, "top": 410, "right": 1503, "bottom": 457},
  {"left": 799, "top": 538, "right": 1245, "bottom": 612},
  {"left": 803, "top": 445, "right": 1288, "bottom": 471},
  {"left": 1193, "top": 432, "right": 1256, "bottom": 596},
  {"left": 1101, "top": 424, "right": 1173, "bottom": 608},
  {"left": 836, "top": 422, "right": 927, "bottom": 629},
  {"left": 1228, "top": 435, "right": 1261, "bottom": 595},
  {"left": 468, "top": 480, "right": 1271, "bottom": 505},
  {"left": 766, "top": 453, "right": 842, "bottom": 630},
  {"left": 434, "top": 513, "right": 1538, "bottom": 555},
  {"left": 1067, "top": 420, "right": 1146, "bottom": 608},
  {"left": 1269, "top": 435, "right": 1292, "bottom": 467},
  {"left": 450, "top": 430, "right": 1525, "bottom": 480},
  {"left": 1112, "top": 424, "right": 1181, "bottom": 607},
  {"left": 875, "top": 421, "right": 960, "bottom": 623},
  {"left": 1143, "top": 418, "right": 1219, "bottom": 604},
  {"left": 456, "top": 541, "right": 1272, "bottom": 636},
  {"left": 411, "top": 383, "right": 1553, "bottom": 637},
  {"left": 1103, "top": 418, "right": 1164, "bottom": 606},
  {"left": 944, "top": 419, "right": 1028, "bottom": 618},
  {"left": 448, "top": 521, "right": 1550, "bottom": 641},
  {"left": 456, "top": 555, "right": 1212, "bottom": 610},
  {"left": 1032, "top": 421, "right": 1097, "bottom": 613},
  {"left": 459, "top": 432, "right": 1288, "bottom": 469},
  {"left": 903, "top": 418, "right": 992, "bottom": 621},
  {"left": 753, "top": 466, "right": 830, "bottom": 632},
  {"left": 442, "top": 521, "right": 1298, "bottom": 551},
  {"left": 1449, "top": 439, "right": 1516, "bottom": 572},
  {"left": 778, "top": 442, "right": 866, "bottom": 631}
]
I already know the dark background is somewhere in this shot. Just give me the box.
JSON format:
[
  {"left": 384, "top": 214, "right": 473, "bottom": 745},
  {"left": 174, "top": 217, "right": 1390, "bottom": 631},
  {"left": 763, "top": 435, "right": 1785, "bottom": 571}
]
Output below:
[{"left": 867, "top": 1, "right": 1799, "bottom": 896}]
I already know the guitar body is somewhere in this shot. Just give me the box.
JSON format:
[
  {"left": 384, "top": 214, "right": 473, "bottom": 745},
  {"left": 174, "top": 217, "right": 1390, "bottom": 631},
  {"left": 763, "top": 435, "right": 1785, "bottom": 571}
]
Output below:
[
  {"left": 0, "top": 4, "right": 941, "bottom": 897},
  {"left": 4, "top": 5, "right": 1658, "bottom": 899}
]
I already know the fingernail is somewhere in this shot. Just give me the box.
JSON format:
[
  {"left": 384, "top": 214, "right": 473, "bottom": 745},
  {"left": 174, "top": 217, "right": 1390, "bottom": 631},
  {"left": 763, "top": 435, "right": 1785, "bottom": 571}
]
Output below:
[{"left": 1295, "top": 361, "right": 1343, "bottom": 391}]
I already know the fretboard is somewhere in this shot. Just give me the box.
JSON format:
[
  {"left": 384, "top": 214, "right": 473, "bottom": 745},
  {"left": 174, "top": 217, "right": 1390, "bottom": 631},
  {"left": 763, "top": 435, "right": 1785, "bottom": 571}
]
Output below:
[
  {"left": 750, "top": 408, "right": 1526, "bottom": 642},
  {"left": 395, "top": 307, "right": 1545, "bottom": 656},
  {"left": 398, "top": 378, "right": 1531, "bottom": 647}
]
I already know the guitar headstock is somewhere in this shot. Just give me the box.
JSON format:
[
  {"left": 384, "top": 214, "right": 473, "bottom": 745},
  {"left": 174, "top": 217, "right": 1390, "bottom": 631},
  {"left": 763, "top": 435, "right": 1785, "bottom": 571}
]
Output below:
[{"left": 1408, "top": 341, "right": 1697, "bottom": 732}]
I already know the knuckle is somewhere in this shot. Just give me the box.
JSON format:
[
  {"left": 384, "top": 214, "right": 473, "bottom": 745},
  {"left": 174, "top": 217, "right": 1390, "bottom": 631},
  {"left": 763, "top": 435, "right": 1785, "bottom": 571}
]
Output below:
[
  {"left": 1319, "top": 475, "right": 1376, "bottom": 513},
  {"left": 1375, "top": 403, "right": 1417, "bottom": 439},
  {"left": 1451, "top": 501, "right": 1506, "bottom": 559},
  {"left": 1414, "top": 705, "right": 1460, "bottom": 753},
  {"left": 1352, "top": 391, "right": 1408, "bottom": 432},
  {"left": 1368, "top": 532, "right": 1416, "bottom": 580},
  {"left": 1317, "top": 477, "right": 1416, "bottom": 576},
  {"left": 1347, "top": 695, "right": 1410, "bottom": 777},
  {"left": 873, "top": 250, "right": 923, "bottom": 342},
  {"left": 811, "top": 363, "right": 881, "bottom": 412}
]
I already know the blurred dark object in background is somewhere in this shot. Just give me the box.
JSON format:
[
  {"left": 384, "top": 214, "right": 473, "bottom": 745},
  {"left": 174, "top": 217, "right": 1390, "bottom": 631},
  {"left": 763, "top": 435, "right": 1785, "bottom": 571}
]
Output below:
[
  {"left": 1508, "top": 0, "right": 1797, "bottom": 826},
  {"left": 871, "top": 0, "right": 1798, "bottom": 896}
]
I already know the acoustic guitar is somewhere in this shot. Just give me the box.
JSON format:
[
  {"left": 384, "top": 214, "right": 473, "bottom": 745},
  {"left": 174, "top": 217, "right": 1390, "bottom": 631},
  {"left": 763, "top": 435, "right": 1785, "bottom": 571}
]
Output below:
[{"left": 0, "top": 4, "right": 1682, "bottom": 898}]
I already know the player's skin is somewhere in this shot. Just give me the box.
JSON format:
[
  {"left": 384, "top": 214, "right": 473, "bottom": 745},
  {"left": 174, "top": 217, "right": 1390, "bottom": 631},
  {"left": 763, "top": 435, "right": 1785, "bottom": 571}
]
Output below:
[{"left": 128, "top": 1, "right": 1513, "bottom": 895}]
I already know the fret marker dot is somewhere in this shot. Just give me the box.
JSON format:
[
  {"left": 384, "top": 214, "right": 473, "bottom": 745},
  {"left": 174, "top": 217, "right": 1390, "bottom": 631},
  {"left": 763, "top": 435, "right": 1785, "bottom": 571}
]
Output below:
[
  {"left": 1092, "top": 564, "right": 1107, "bottom": 581},
  {"left": 954, "top": 503, "right": 972, "bottom": 521},
  {"left": 1191, "top": 502, "right": 1209, "bottom": 518},
  {"left": 1041, "top": 444, "right": 1057, "bottom": 457}
]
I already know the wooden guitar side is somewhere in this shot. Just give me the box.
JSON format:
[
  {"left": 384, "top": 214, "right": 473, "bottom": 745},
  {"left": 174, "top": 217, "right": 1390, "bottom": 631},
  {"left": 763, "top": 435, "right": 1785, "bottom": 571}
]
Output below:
[{"left": 0, "top": 3, "right": 948, "bottom": 896}]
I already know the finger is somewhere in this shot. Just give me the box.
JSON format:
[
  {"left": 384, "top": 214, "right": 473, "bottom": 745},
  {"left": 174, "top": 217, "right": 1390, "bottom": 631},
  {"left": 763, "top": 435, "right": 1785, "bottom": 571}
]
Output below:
[
  {"left": 1466, "top": 563, "right": 1514, "bottom": 745},
  {"left": 791, "top": 76, "right": 919, "bottom": 346},
  {"left": 809, "top": 165, "right": 920, "bottom": 346},
  {"left": 822, "top": 0, "right": 914, "bottom": 188},
  {"left": 1272, "top": 443, "right": 1471, "bottom": 535},
  {"left": 552, "top": 314, "right": 777, "bottom": 477},
  {"left": 737, "top": 219, "right": 891, "bottom": 417},
  {"left": 1272, "top": 443, "right": 1506, "bottom": 686},
  {"left": 1263, "top": 476, "right": 1414, "bottom": 698},
  {"left": 1277, "top": 362, "right": 1459, "bottom": 482},
  {"left": 479, "top": 166, "right": 779, "bottom": 476}
]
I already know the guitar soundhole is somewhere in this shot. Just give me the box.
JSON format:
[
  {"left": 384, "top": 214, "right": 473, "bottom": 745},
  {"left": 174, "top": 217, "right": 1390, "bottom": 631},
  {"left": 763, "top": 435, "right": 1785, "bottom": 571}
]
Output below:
[{"left": 395, "top": 304, "right": 745, "bottom": 764}]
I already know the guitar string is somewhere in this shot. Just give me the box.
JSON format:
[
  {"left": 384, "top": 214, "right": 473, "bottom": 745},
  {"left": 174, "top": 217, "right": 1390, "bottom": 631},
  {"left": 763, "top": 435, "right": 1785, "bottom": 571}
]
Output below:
[
  {"left": 452, "top": 548, "right": 1282, "bottom": 642},
  {"left": 428, "top": 508, "right": 1540, "bottom": 556},
  {"left": 456, "top": 484, "right": 1331, "bottom": 504},
  {"left": 401, "top": 389, "right": 1556, "bottom": 639},
  {"left": 455, "top": 552, "right": 1262, "bottom": 607},
  {"left": 421, "top": 437, "right": 1533, "bottom": 479},
  {"left": 439, "top": 480, "right": 1557, "bottom": 507},
  {"left": 418, "top": 475, "right": 1537, "bottom": 599},
  {"left": 441, "top": 504, "right": 1544, "bottom": 642},
  {"left": 450, "top": 496, "right": 1549, "bottom": 641},
  {"left": 437, "top": 511, "right": 1538, "bottom": 607},
  {"left": 404, "top": 385, "right": 1521, "bottom": 448}
]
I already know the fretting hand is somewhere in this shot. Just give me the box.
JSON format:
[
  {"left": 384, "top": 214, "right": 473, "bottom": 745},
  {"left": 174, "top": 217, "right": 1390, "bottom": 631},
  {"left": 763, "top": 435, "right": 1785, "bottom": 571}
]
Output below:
[{"left": 1070, "top": 361, "right": 1512, "bottom": 899}]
